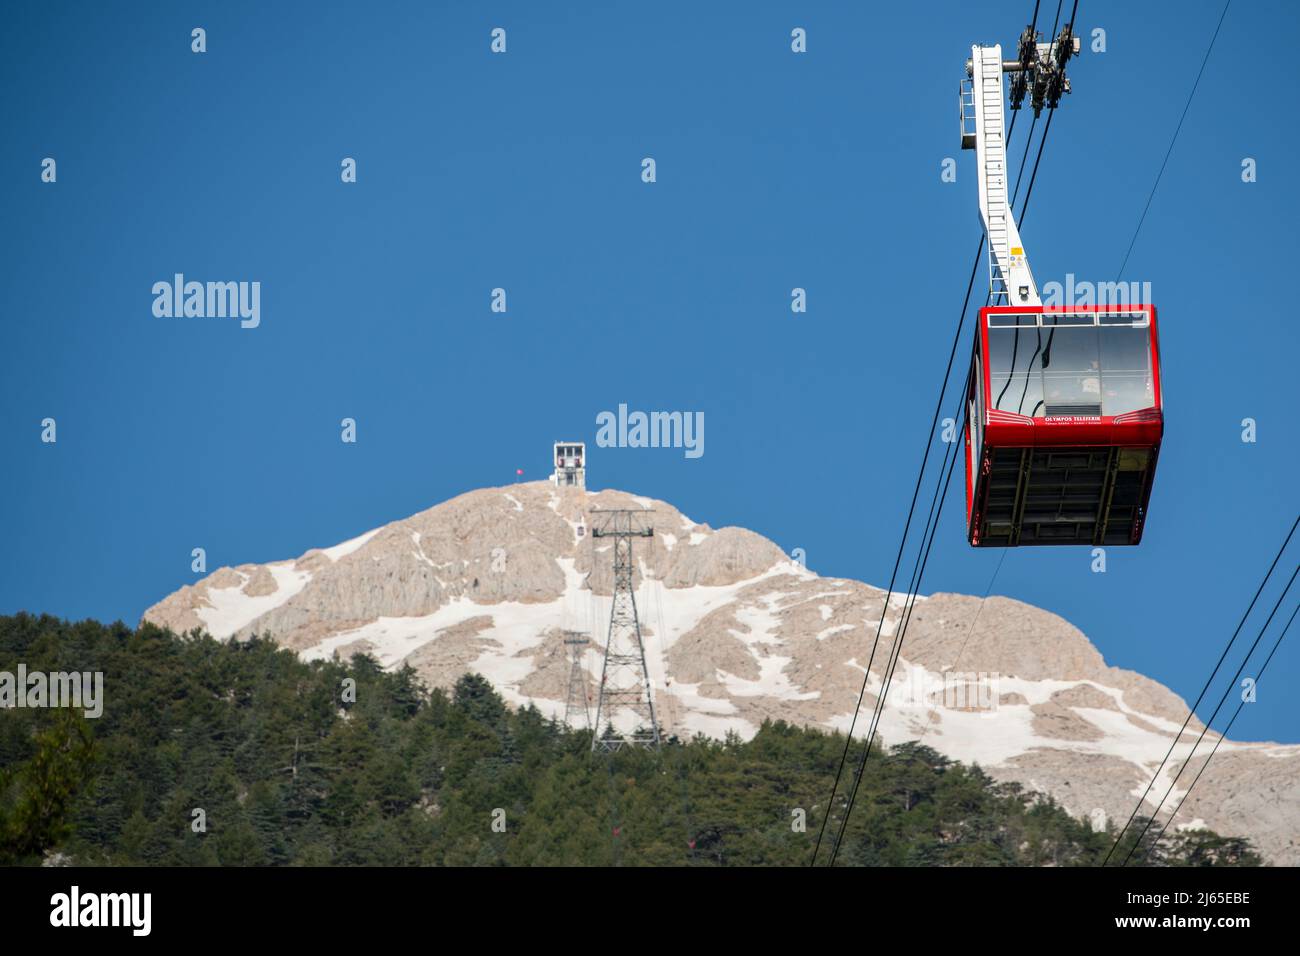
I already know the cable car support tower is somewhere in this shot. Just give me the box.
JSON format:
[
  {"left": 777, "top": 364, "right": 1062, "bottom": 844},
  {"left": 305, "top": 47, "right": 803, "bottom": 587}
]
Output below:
[
  {"left": 590, "top": 509, "right": 660, "bottom": 752},
  {"left": 562, "top": 631, "right": 592, "bottom": 729}
]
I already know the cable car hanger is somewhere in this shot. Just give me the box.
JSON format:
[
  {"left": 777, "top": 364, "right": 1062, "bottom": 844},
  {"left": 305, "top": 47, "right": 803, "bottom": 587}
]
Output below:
[{"left": 960, "top": 23, "right": 1077, "bottom": 308}]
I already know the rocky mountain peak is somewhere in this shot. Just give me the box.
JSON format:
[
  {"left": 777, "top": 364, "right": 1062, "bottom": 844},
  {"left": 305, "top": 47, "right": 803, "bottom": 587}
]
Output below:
[{"left": 141, "top": 482, "right": 1300, "bottom": 863}]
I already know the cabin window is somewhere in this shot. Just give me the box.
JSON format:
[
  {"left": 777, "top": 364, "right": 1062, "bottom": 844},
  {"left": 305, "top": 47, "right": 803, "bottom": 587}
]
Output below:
[
  {"left": 988, "top": 325, "right": 1046, "bottom": 415},
  {"left": 990, "top": 318, "right": 1154, "bottom": 417},
  {"left": 1040, "top": 320, "right": 1102, "bottom": 415},
  {"left": 1098, "top": 325, "right": 1154, "bottom": 415},
  {"left": 989, "top": 313, "right": 1038, "bottom": 327}
]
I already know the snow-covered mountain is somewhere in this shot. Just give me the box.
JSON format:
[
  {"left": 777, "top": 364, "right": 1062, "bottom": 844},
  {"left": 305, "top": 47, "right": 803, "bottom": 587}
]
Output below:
[{"left": 142, "top": 482, "right": 1300, "bottom": 863}]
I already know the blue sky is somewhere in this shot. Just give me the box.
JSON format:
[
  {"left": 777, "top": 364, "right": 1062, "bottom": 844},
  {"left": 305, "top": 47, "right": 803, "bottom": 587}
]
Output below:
[{"left": 2, "top": 1, "right": 1297, "bottom": 744}]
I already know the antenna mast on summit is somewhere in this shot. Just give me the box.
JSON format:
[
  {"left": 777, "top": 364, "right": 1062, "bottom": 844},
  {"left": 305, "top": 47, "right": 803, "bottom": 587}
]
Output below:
[{"left": 589, "top": 509, "right": 660, "bottom": 752}]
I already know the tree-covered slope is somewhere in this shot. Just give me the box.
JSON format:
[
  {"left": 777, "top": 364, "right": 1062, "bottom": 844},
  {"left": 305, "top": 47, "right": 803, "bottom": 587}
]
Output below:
[{"left": 0, "top": 614, "right": 1260, "bottom": 867}]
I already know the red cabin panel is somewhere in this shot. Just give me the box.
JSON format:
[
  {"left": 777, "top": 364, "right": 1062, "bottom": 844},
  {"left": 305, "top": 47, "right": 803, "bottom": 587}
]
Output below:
[{"left": 965, "top": 304, "right": 1162, "bottom": 547}]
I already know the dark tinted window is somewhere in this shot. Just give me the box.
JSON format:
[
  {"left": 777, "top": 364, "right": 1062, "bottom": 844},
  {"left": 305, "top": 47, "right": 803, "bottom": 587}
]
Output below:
[
  {"left": 1043, "top": 311, "right": 1094, "bottom": 326},
  {"left": 989, "top": 313, "right": 1038, "bottom": 327},
  {"left": 1100, "top": 310, "right": 1147, "bottom": 326}
]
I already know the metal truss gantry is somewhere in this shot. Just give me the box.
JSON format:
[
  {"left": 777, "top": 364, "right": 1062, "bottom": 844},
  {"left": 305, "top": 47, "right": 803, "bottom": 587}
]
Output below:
[
  {"left": 562, "top": 631, "right": 592, "bottom": 730},
  {"left": 589, "top": 509, "right": 660, "bottom": 752}
]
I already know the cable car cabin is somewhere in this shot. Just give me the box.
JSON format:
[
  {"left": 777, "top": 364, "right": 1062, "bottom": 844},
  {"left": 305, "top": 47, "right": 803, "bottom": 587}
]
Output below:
[{"left": 965, "top": 304, "right": 1162, "bottom": 547}]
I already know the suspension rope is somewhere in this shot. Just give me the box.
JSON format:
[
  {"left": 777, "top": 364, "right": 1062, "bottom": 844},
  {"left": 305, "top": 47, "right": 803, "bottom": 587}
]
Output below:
[
  {"left": 1142, "top": 601, "right": 1300, "bottom": 861},
  {"left": 1121, "top": 559, "right": 1300, "bottom": 865},
  {"left": 816, "top": 1, "right": 1073, "bottom": 863},
  {"left": 1103, "top": 515, "right": 1299, "bottom": 865}
]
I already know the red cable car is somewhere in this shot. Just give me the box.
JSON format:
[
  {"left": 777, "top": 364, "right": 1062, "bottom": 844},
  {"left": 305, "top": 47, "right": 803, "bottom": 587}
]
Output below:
[{"left": 965, "top": 304, "right": 1163, "bottom": 547}]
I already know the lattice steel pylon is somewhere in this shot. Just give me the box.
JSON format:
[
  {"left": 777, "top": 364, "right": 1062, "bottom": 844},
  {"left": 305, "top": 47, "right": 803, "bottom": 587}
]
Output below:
[
  {"left": 590, "top": 509, "right": 660, "bottom": 752},
  {"left": 562, "top": 631, "right": 591, "bottom": 730}
]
